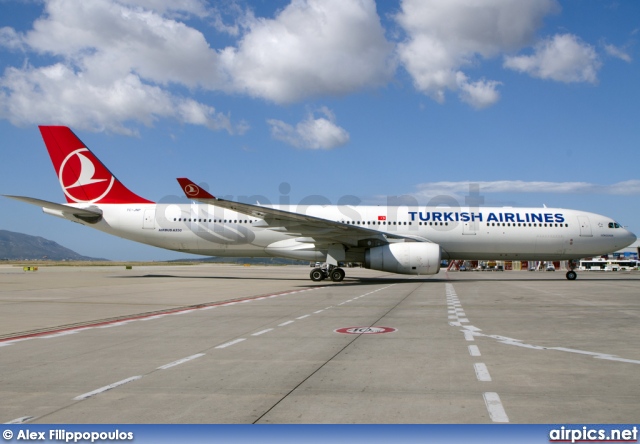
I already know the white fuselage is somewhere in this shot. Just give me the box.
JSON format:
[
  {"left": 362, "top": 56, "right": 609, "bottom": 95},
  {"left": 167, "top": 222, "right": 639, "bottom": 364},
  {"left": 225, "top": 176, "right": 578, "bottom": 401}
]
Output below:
[{"left": 66, "top": 203, "right": 636, "bottom": 262}]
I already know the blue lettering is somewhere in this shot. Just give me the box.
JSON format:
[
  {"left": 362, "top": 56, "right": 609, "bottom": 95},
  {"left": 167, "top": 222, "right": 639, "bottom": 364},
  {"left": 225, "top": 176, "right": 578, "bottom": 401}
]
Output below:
[
  {"left": 408, "top": 211, "right": 417, "bottom": 221},
  {"left": 472, "top": 212, "right": 483, "bottom": 222},
  {"left": 444, "top": 212, "right": 454, "bottom": 222},
  {"left": 433, "top": 212, "right": 442, "bottom": 222},
  {"left": 487, "top": 213, "right": 498, "bottom": 222},
  {"left": 504, "top": 213, "right": 515, "bottom": 223},
  {"left": 531, "top": 213, "right": 543, "bottom": 223},
  {"left": 516, "top": 213, "right": 526, "bottom": 223},
  {"left": 555, "top": 213, "right": 565, "bottom": 223},
  {"left": 544, "top": 213, "right": 554, "bottom": 223},
  {"left": 460, "top": 212, "right": 470, "bottom": 222},
  {"left": 419, "top": 211, "right": 430, "bottom": 221},
  {"left": 499, "top": 213, "right": 504, "bottom": 222}
]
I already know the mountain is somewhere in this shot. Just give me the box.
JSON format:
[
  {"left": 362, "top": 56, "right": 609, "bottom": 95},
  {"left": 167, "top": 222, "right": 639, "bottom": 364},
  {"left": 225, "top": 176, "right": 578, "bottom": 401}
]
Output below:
[{"left": 0, "top": 230, "right": 106, "bottom": 261}]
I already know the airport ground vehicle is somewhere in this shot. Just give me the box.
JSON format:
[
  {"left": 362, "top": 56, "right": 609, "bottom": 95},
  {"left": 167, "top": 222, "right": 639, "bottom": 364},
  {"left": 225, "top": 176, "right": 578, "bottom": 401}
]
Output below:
[{"left": 578, "top": 258, "right": 638, "bottom": 271}]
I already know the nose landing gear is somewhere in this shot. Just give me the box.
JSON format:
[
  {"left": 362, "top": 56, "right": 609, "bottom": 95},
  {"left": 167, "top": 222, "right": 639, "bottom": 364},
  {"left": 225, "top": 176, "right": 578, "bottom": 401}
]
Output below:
[{"left": 566, "top": 260, "right": 578, "bottom": 280}]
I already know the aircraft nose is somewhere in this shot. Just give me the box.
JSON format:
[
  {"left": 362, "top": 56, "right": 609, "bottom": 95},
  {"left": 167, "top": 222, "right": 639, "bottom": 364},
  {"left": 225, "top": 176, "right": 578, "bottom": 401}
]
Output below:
[{"left": 622, "top": 228, "right": 637, "bottom": 247}]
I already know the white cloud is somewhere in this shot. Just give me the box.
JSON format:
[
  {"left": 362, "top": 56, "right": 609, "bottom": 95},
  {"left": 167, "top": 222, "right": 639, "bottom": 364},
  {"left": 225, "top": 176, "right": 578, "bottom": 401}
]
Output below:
[
  {"left": 0, "top": 0, "right": 394, "bottom": 133},
  {"left": 603, "top": 43, "right": 632, "bottom": 63},
  {"left": 0, "top": 63, "right": 236, "bottom": 136},
  {"left": 0, "top": 0, "right": 251, "bottom": 134},
  {"left": 0, "top": 0, "right": 617, "bottom": 134},
  {"left": 120, "top": 0, "right": 210, "bottom": 19},
  {"left": 219, "top": 0, "right": 395, "bottom": 103},
  {"left": 267, "top": 107, "right": 349, "bottom": 150},
  {"left": 395, "top": 0, "right": 558, "bottom": 106},
  {"left": 504, "top": 34, "right": 601, "bottom": 83},
  {"left": 0, "top": 26, "right": 24, "bottom": 51},
  {"left": 456, "top": 73, "right": 501, "bottom": 109},
  {"left": 24, "top": 0, "right": 223, "bottom": 89}
]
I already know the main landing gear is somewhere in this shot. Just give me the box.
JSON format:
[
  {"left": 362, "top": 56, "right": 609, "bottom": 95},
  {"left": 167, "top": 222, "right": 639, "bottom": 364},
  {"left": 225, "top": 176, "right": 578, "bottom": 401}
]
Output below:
[
  {"left": 310, "top": 265, "right": 345, "bottom": 282},
  {"left": 565, "top": 260, "right": 578, "bottom": 280}
]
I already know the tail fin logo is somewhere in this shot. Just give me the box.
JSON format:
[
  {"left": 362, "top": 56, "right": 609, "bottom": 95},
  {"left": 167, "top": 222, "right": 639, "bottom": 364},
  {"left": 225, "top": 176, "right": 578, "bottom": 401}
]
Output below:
[
  {"left": 59, "top": 148, "right": 115, "bottom": 203},
  {"left": 184, "top": 183, "right": 200, "bottom": 197}
]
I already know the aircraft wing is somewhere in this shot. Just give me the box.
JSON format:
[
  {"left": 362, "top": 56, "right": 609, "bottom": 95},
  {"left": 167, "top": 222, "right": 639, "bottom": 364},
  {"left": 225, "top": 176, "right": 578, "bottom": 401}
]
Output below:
[
  {"left": 176, "top": 178, "right": 429, "bottom": 246},
  {"left": 3, "top": 195, "right": 103, "bottom": 220}
]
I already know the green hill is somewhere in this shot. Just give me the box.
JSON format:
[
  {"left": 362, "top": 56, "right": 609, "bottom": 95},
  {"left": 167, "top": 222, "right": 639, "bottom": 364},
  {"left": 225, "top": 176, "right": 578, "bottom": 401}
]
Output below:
[{"left": 0, "top": 230, "right": 106, "bottom": 261}]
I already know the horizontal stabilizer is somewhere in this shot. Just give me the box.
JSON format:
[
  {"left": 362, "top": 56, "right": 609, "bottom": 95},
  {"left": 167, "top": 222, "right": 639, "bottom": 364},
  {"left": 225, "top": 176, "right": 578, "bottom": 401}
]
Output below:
[{"left": 3, "top": 195, "right": 103, "bottom": 222}]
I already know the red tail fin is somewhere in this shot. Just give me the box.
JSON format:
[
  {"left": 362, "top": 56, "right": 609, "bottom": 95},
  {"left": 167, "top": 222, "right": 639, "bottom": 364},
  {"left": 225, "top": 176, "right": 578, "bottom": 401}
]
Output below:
[{"left": 39, "top": 126, "right": 153, "bottom": 204}]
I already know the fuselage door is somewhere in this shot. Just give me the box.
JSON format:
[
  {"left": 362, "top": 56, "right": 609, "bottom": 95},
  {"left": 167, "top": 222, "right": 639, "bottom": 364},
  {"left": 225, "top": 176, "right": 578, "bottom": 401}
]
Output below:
[
  {"left": 577, "top": 215, "right": 592, "bottom": 237},
  {"left": 462, "top": 220, "right": 478, "bottom": 235},
  {"left": 143, "top": 209, "right": 156, "bottom": 230}
]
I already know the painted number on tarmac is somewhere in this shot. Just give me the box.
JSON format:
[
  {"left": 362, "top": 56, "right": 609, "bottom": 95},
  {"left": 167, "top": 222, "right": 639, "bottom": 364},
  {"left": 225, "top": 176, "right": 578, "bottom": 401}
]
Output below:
[{"left": 335, "top": 327, "right": 397, "bottom": 335}]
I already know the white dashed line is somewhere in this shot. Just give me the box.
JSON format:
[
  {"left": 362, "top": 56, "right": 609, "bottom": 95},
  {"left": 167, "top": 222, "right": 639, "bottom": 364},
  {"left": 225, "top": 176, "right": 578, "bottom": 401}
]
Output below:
[
  {"left": 278, "top": 320, "right": 294, "bottom": 327},
  {"left": 74, "top": 376, "right": 143, "bottom": 401},
  {"left": 468, "top": 345, "right": 481, "bottom": 356},
  {"left": 313, "top": 310, "right": 324, "bottom": 314},
  {"left": 157, "top": 353, "right": 205, "bottom": 370},
  {"left": 446, "top": 283, "right": 508, "bottom": 423},
  {"left": 483, "top": 392, "right": 509, "bottom": 423},
  {"left": 252, "top": 328, "right": 273, "bottom": 336},
  {"left": 474, "top": 363, "right": 492, "bottom": 382},
  {"left": 215, "top": 338, "right": 246, "bottom": 349},
  {"left": 296, "top": 315, "right": 310, "bottom": 320}
]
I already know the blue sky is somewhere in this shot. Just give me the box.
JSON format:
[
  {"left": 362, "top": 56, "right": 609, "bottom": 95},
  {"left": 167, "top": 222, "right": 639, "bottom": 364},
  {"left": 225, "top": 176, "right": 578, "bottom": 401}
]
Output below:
[{"left": 0, "top": 0, "right": 638, "bottom": 261}]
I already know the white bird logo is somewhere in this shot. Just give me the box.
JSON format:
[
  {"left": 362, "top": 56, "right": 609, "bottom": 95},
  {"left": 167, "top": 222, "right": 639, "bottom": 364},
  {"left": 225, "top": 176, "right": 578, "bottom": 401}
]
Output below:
[
  {"left": 185, "top": 184, "right": 200, "bottom": 196},
  {"left": 59, "top": 148, "right": 114, "bottom": 203},
  {"left": 64, "top": 152, "right": 107, "bottom": 189}
]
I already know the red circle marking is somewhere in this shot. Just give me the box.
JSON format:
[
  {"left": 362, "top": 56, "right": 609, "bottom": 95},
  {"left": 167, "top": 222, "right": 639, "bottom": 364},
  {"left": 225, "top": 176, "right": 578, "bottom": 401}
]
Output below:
[{"left": 335, "top": 326, "right": 397, "bottom": 335}]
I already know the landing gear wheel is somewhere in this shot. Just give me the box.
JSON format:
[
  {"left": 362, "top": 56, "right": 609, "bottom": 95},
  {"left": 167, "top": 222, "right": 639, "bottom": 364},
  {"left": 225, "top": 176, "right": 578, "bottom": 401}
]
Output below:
[
  {"left": 566, "top": 270, "right": 577, "bottom": 280},
  {"left": 310, "top": 268, "right": 325, "bottom": 282},
  {"left": 329, "top": 267, "right": 345, "bottom": 282}
]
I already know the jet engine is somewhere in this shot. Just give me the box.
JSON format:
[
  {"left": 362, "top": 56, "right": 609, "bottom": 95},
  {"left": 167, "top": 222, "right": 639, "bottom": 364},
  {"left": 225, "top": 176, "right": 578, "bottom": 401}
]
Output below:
[{"left": 365, "top": 243, "right": 441, "bottom": 275}]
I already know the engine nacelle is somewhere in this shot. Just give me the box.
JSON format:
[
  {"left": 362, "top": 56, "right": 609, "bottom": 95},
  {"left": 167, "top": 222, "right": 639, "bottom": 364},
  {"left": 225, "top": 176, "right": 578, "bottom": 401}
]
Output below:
[{"left": 365, "top": 243, "right": 441, "bottom": 275}]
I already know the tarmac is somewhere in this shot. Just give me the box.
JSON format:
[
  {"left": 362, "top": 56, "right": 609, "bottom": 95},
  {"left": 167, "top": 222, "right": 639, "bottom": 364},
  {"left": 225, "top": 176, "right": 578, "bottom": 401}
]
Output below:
[{"left": 0, "top": 264, "right": 638, "bottom": 424}]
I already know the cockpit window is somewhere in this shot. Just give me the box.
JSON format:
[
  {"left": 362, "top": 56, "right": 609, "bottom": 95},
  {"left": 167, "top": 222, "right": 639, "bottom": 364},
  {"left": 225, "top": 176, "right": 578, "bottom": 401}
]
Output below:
[{"left": 608, "top": 222, "right": 622, "bottom": 229}]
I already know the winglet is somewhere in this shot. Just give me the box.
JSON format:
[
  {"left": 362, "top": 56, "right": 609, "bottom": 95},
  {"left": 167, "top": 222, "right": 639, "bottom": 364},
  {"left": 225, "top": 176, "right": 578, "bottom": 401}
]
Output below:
[{"left": 176, "top": 178, "right": 216, "bottom": 200}]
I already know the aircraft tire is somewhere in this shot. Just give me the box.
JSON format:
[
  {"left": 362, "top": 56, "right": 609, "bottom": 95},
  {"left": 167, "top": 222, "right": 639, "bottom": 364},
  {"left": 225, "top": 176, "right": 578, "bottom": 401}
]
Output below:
[
  {"left": 310, "top": 268, "right": 324, "bottom": 282},
  {"left": 330, "top": 268, "right": 345, "bottom": 282},
  {"left": 566, "top": 270, "right": 577, "bottom": 280}
]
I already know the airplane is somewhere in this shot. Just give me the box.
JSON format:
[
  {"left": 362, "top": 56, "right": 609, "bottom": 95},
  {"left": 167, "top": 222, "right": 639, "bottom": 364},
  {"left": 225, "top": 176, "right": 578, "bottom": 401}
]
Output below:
[{"left": 4, "top": 126, "right": 637, "bottom": 282}]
